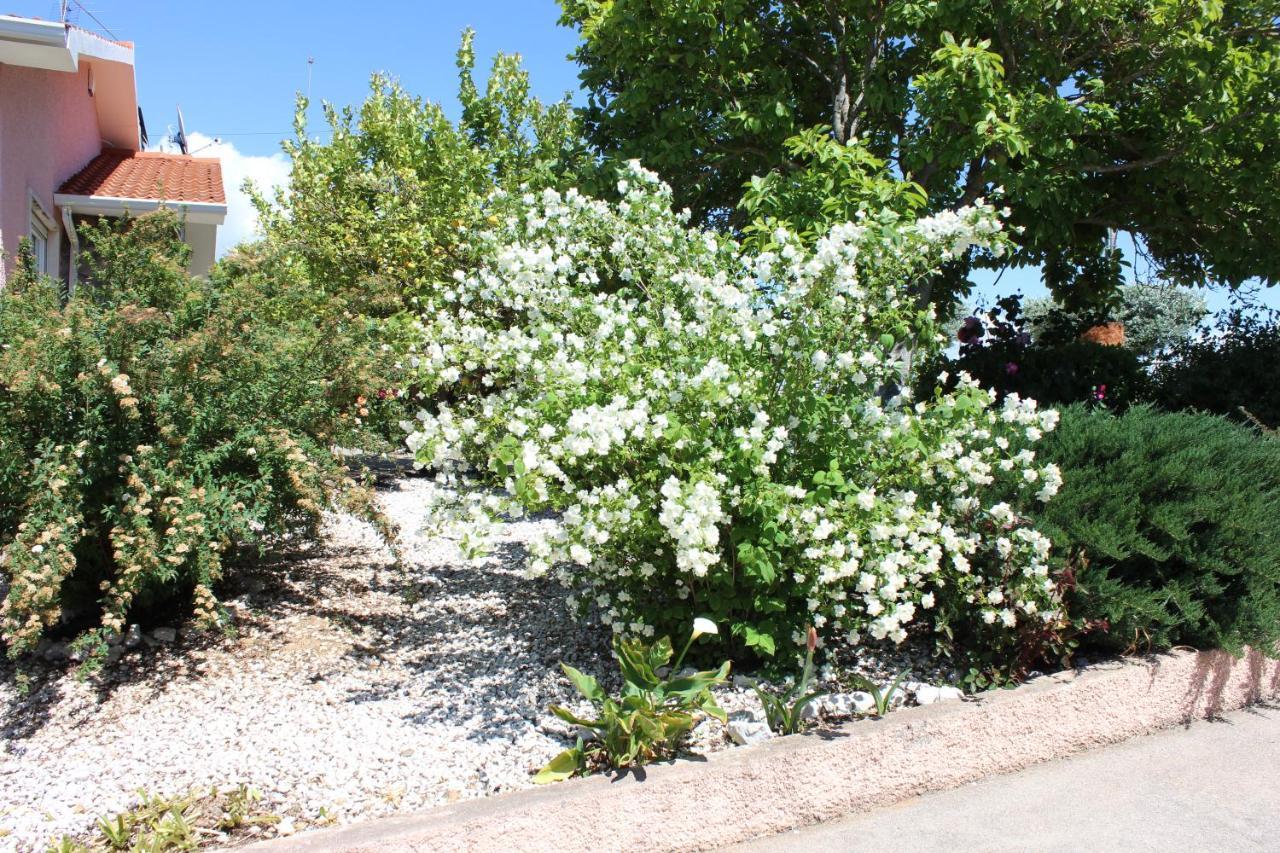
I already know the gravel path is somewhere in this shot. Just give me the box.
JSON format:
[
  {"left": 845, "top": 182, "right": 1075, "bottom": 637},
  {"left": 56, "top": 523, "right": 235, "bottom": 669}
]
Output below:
[{"left": 0, "top": 466, "right": 958, "bottom": 851}]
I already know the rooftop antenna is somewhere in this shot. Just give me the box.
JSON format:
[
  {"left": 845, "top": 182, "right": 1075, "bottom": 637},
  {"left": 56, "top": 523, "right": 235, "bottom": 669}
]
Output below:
[{"left": 174, "top": 105, "right": 189, "bottom": 155}]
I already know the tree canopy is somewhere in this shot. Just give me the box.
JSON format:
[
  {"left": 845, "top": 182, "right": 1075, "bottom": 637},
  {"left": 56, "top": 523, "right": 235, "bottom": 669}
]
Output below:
[{"left": 559, "top": 0, "right": 1280, "bottom": 306}]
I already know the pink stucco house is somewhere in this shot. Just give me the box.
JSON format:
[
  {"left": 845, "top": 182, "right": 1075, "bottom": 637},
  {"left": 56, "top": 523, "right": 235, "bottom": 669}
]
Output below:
[{"left": 0, "top": 14, "right": 226, "bottom": 288}]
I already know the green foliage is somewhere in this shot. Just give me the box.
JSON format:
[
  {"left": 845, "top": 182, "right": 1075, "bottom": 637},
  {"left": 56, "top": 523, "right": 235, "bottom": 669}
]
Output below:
[
  {"left": 536, "top": 625, "right": 731, "bottom": 780},
  {"left": 745, "top": 626, "right": 825, "bottom": 734},
  {"left": 1034, "top": 405, "right": 1280, "bottom": 655},
  {"left": 1022, "top": 284, "right": 1208, "bottom": 359},
  {"left": 561, "top": 0, "right": 1280, "bottom": 305},
  {"left": 50, "top": 785, "right": 278, "bottom": 851},
  {"left": 1152, "top": 313, "right": 1280, "bottom": 430},
  {"left": 740, "top": 127, "right": 929, "bottom": 247},
  {"left": 253, "top": 29, "right": 591, "bottom": 307},
  {"left": 0, "top": 212, "right": 394, "bottom": 661}
]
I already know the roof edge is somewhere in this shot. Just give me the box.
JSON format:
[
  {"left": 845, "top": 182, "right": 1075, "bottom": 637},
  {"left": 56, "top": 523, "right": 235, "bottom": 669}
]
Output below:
[
  {"left": 0, "top": 14, "right": 65, "bottom": 47},
  {"left": 55, "top": 193, "right": 227, "bottom": 225},
  {"left": 0, "top": 14, "right": 134, "bottom": 69}
]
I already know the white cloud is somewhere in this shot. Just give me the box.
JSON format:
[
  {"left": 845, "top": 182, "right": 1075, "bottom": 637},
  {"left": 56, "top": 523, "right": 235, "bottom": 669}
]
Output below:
[{"left": 157, "top": 132, "right": 291, "bottom": 257}]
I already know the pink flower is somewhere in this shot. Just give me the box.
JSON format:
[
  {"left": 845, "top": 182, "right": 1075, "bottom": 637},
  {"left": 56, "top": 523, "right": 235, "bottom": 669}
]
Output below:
[{"left": 1005, "top": 361, "right": 1019, "bottom": 376}]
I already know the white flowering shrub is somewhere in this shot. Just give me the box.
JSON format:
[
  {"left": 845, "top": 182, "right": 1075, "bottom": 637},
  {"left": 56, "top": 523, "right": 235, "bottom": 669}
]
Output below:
[{"left": 405, "top": 164, "right": 1067, "bottom": 676}]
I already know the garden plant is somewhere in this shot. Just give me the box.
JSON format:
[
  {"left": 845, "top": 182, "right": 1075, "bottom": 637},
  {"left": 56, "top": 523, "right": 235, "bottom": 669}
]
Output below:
[
  {"left": 0, "top": 214, "right": 395, "bottom": 667},
  {"left": 536, "top": 618, "right": 731, "bottom": 781},
  {"left": 1035, "top": 405, "right": 1280, "bottom": 655},
  {"left": 403, "top": 163, "right": 1069, "bottom": 684}
]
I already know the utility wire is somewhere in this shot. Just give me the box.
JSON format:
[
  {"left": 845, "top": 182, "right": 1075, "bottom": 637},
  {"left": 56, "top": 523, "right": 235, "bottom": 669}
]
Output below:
[{"left": 69, "top": 0, "right": 120, "bottom": 41}]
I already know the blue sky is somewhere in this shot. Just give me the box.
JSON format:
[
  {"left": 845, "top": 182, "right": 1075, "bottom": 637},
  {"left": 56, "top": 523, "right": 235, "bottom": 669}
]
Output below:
[
  {"left": 16, "top": 1, "right": 583, "bottom": 156},
  {"left": 12, "top": 0, "right": 1276, "bottom": 315}
]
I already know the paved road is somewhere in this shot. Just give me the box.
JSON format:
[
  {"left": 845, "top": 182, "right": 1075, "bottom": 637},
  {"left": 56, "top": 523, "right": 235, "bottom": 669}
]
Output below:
[{"left": 732, "top": 705, "right": 1280, "bottom": 853}]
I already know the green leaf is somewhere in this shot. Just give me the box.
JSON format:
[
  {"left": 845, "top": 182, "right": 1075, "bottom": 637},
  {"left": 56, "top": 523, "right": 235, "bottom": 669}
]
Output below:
[
  {"left": 533, "top": 746, "right": 584, "bottom": 784},
  {"left": 549, "top": 704, "right": 600, "bottom": 729},
  {"left": 742, "top": 625, "right": 777, "bottom": 656},
  {"left": 560, "top": 663, "right": 606, "bottom": 704}
]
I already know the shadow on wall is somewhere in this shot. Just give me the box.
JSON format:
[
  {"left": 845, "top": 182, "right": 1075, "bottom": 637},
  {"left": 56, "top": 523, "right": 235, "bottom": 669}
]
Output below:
[{"left": 1179, "top": 647, "right": 1280, "bottom": 723}]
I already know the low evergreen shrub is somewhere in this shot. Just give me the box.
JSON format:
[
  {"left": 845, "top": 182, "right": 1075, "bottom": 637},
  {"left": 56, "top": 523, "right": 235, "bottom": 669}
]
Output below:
[{"left": 1033, "top": 405, "right": 1280, "bottom": 655}]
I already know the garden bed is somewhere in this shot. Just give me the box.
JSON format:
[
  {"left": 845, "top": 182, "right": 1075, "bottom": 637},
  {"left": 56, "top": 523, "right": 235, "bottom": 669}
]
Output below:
[
  {"left": 247, "top": 647, "right": 1280, "bottom": 853},
  {"left": 0, "top": 464, "right": 957, "bottom": 851}
]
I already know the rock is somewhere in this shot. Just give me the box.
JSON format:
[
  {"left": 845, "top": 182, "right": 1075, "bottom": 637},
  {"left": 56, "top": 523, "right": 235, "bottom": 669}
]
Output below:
[
  {"left": 224, "top": 598, "right": 252, "bottom": 622},
  {"left": 850, "top": 691, "right": 877, "bottom": 714},
  {"left": 726, "top": 711, "right": 774, "bottom": 746},
  {"left": 914, "top": 685, "right": 943, "bottom": 705},
  {"left": 151, "top": 627, "right": 177, "bottom": 644},
  {"left": 124, "top": 624, "right": 143, "bottom": 648},
  {"left": 938, "top": 686, "right": 965, "bottom": 702},
  {"left": 276, "top": 817, "right": 296, "bottom": 836},
  {"left": 104, "top": 645, "right": 124, "bottom": 665},
  {"left": 813, "top": 692, "right": 876, "bottom": 717},
  {"left": 41, "top": 641, "right": 70, "bottom": 662}
]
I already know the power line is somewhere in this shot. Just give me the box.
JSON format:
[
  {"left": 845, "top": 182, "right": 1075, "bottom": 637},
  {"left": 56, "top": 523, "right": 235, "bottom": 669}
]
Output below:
[{"left": 69, "top": 0, "right": 120, "bottom": 41}]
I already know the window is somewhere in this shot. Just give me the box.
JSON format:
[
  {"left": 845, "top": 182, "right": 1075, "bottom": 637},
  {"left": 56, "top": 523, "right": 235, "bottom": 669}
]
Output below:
[{"left": 28, "top": 195, "right": 55, "bottom": 275}]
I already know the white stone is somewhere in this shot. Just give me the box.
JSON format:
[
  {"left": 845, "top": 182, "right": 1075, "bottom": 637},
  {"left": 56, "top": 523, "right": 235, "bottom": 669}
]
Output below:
[
  {"left": 849, "top": 691, "right": 876, "bottom": 714},
  {"left": 914, "top": 685, "right": 943, "bottom": 705},
  {"left": 726, "top": 712, "right": 774, "bottom": 746}
]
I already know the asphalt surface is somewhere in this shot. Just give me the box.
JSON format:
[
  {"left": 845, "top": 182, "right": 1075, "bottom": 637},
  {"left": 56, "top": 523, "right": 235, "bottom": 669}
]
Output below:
[{"left": 732, "top": 704, "right": 1280, "bottom": 852}]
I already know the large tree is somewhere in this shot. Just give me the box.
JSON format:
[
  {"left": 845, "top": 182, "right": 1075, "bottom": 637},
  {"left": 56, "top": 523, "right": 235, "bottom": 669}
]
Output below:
[{"left": 559, "top": 0, "right": 1280, "bottom": 306}]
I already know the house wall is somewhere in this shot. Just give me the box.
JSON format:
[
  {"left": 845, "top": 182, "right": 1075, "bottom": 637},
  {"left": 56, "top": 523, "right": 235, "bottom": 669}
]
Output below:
[
  {"left": 0, "top": 61, "right": 102, "bottom": 279},
  {"left": 185, "top": 221, "right": 217, "bottom": 277}
]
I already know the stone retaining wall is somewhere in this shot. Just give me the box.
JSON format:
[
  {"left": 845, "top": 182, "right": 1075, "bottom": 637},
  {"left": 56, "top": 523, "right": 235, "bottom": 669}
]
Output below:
[{"left": 251, "top": 648, "right": 1280, "bottom": 853}]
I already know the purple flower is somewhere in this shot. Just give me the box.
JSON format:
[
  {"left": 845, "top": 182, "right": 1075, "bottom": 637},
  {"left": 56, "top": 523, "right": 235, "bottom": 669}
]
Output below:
[
  {"left": 1005, "top": 361, "right": 1020, "bottom": 376},
  {"left": 957, "top": 317, "right": 985, "bottom": 344}
]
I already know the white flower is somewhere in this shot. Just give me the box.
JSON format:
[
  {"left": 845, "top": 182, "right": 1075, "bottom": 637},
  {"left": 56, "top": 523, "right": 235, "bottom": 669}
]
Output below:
[{"left": 691, "top": 617, "right": 719, "bottom": 639}]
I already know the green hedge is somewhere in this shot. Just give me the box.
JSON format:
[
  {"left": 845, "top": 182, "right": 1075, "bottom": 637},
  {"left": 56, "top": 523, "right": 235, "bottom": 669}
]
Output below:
[{"left": 1034, "top": 405, "right": 1280, "bottom": 654}]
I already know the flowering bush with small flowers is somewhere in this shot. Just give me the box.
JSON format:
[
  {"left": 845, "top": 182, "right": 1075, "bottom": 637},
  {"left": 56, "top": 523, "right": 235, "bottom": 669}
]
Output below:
[
  {"left": 0, "top": 213, "right": 395, "bottom": 666},
  {"left": 404, "top": 164, "right": 1068, "bottom": 677}
]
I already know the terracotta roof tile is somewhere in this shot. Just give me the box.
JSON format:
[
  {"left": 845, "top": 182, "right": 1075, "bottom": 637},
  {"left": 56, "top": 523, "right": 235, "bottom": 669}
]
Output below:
[{"left": 58, "top": 149, "right": 226, "bottom": 205}]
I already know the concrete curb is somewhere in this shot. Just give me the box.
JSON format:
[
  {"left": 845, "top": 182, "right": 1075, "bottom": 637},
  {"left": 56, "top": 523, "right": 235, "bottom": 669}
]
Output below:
[{"left": 248, "top": 648, "right": 1280, "bottom": 853}]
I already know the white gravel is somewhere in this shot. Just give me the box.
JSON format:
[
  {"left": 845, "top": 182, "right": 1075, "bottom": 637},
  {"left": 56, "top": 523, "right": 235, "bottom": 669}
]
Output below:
[{"left": 0, "top": 465, "right": 962, "bottom": 851}]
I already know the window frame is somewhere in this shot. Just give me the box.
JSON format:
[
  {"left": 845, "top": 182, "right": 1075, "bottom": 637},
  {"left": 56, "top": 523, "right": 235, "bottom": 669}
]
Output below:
[{"left": 28, "top": 191, "right": 57, "bottom": 276}]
